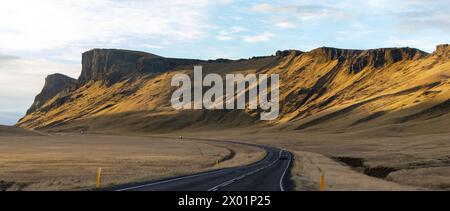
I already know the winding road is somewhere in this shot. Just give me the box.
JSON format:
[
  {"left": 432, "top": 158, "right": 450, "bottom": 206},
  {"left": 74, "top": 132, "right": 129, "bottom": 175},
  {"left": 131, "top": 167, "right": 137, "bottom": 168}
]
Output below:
[{"left": 115, "top": 147, "right": 292, "bottom": 191}]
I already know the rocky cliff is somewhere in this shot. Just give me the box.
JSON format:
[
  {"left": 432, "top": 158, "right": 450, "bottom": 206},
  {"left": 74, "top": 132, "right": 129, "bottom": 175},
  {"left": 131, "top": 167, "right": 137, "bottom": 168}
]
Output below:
[
  {"left": 26, "top": 73, "right": 77, "bottom": 114},
  {"left": 79, "top": 49, "right": 202, "bottom": 85},
  {"left": 434, "top": 44, "right": 450, "bottom": 58}
]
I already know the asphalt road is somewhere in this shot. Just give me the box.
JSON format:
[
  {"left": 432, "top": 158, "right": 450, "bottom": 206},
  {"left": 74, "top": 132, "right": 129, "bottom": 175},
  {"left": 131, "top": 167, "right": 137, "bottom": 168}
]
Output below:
[{"left": 116, "top": 147, "right": 292, "bottom": 191}]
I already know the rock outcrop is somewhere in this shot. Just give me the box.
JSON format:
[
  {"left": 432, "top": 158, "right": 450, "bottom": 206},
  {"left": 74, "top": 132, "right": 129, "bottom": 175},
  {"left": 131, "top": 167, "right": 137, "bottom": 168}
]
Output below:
[
  {"left": 434, "top": 44, "right": 450, "bottom": 58},
  {"left": 79, "top": 49, "right": 202, "bottom": 85},
  {"left": 26, "top": 74, "right": 77, "bottom": 114},
  {"left": 276, "top": 50, "right": 303, "bottom": 58},
  {"left": 307, "top": 47, "right": 428, "bottom": 73}
]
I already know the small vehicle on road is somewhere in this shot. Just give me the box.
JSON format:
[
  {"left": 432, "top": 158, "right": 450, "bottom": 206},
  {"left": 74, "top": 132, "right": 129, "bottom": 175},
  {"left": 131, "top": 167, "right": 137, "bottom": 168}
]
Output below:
[{"left": 279, "top": 155, "right": 289, "bottom": 160}]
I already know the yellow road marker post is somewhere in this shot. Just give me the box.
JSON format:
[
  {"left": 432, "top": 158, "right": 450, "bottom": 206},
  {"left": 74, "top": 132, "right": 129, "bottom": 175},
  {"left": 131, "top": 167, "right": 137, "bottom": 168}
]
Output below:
[
  {"left": 96, "top": 167, "right": 102, "bottom": 190},
  {"left": 320, "top": 174, "right": 325, "bottom": 191}
]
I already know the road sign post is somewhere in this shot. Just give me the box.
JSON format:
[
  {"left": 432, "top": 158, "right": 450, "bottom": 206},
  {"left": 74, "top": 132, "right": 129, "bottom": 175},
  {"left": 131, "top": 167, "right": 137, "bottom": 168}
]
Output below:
[
  {"left": 320, "top": 174, "right": 325, "bottom": 191},
  {"left": 96, "top": 168, "right": 102, "bottom": 190}
]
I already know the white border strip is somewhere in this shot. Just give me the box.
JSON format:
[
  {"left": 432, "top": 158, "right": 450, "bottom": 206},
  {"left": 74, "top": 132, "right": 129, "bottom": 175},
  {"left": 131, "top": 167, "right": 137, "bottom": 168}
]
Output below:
[
  {"left": 116, "top": 169, "right": 228, "bottom": 191},
  {"left": 279, "top": 150, "right": 292, "bottom": 191}
]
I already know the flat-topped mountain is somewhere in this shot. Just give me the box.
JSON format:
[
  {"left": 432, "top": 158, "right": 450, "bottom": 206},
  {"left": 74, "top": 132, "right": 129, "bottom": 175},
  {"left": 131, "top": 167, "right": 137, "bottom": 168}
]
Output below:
[{"left": 18, "top": 45, "right": 450, "bottom": 134}]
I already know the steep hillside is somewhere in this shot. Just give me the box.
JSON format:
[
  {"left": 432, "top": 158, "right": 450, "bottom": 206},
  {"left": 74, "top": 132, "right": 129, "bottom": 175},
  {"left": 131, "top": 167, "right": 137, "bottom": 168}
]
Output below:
[{"left": 17, "top": 45, "right": 450, "bottom": 135}]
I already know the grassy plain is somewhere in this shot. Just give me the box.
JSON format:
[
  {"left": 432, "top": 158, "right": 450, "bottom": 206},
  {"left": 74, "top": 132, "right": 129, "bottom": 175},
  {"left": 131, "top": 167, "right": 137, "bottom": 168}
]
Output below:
[{"left": 0, "top": 132, "right": 265, "bottom": 191}]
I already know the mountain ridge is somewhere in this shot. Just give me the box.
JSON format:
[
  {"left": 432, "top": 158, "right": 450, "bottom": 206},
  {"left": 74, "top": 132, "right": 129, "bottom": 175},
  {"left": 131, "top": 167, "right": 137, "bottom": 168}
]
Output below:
[{"left": 18, "top": 45, "right": 450, "bottom": 135}]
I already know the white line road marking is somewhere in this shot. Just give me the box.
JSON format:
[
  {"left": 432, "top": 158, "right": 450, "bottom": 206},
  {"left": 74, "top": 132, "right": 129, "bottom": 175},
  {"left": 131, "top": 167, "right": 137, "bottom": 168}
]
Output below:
[
  {"left": 117, "top": 148, "right": 272, "bottom": 191},
  {"left": 207, "top": 150, "right": 280, "bottom": 191},
  {"left": 221, "top": 180, "right": 235, "bottom": 187},
  {"left": 279, "top": 151, "right": 292, "bottom": 191},
  {"left": 235, "top": 175, "right": 246, "bottom": 180},
  {"left": 116, "top": 169, "right": 229, "bottom": 191}
]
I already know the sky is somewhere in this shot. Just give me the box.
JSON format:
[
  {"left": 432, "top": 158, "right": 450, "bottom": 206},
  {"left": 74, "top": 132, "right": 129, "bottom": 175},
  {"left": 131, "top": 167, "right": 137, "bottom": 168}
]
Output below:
[{"left": 0, "top": 0, "right": 449, "bottom": 125}]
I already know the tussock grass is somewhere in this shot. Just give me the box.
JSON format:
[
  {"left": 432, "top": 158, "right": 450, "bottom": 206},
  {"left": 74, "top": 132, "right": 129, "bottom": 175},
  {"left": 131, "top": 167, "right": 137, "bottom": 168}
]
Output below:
[{"left": 0, "top": 134, "right": 264, "bottom": 191}]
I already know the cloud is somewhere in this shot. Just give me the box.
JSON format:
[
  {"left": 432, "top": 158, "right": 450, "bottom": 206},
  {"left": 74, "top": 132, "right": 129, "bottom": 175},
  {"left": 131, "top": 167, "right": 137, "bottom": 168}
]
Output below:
[
  {"left": 250, "top": 0, "right": 450, "bottom": 32},
  {"left": 249, "top": 2, "right": 347, "bottom": 31},
  {"left": 216, "top": 0, "right": 233, "bottom": 4},
  {"left": 275, "top": 21, "right": 296, "bottom": 29},
  {"left": 0, "top": 54, "right": 19, "bottom": 61},
  {"left": 216, "top": 26, "right": 248, "bottom": 41},
  {"left": 243, "top": 32, "right": 274, "bottom": 43},
  {"left": 342, "top": 0, "right": 450, "bottom": 33},
  {"left": 232, "top": 16, "right": 243, "bottom": 21},
  {"left": 217, "top": 32, "right": 234, "bottom": 41},
  {"left": 394, "top": 9, "right": 450, "bottom": 33},
  {"left": 142, "top": 44, "right": 166, "bottom": 49},
  {"left": 335, "top": 23, "right": 374, "bottom": 41},
  {"left": 252, "top": 3, "right": 328, "bottom": 14},
  {"left": 229, "top": 26, "right": 248, "bottom": 33},
  {"left": 0, "top": 0, "right": 210, "bottom": 60},
  {"left": 382, "top": 36, "right": 443, "bottom": 53},
  {"left": 249, "top": 0, "right": 448, "bottom": 50},
  {"left": 251, "top": 3, "right": 336, "bottom": 21},
  {"left": 0, "top": 55, "right": 80, "bottom": 124}
]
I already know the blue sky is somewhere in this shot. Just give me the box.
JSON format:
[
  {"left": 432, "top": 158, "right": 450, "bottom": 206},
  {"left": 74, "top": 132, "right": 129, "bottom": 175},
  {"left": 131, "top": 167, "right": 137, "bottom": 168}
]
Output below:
[{"left": 0, "top": 0, "right": 449, "bottom": 125}]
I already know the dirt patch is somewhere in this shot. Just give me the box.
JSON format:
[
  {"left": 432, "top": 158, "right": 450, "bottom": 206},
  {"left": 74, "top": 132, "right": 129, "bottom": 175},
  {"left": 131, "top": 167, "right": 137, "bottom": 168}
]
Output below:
[
  {"left": 333, "top": 157, "right": 398, "bottom": 178},
  {"left": 289, "top": 151, "right": 415, "bottom": 191},
  {"left": 218, "top": 147, "right": 236, "bottom": 163}
]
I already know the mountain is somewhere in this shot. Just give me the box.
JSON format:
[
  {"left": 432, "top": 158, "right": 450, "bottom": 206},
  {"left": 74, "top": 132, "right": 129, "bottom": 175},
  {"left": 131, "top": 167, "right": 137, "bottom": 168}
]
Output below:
[{"left": 17, "top": 45, "right": 450, "bottom": 135}]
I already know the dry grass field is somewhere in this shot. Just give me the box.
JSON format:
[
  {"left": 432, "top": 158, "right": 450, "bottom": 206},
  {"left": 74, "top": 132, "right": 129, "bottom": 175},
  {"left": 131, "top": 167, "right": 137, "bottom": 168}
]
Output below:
[
  {"left": 0, "top": 125, "right": 41, "bottom": 136},
  {"left": 0, "top": 132, "right": 265, "bottom": 191}
]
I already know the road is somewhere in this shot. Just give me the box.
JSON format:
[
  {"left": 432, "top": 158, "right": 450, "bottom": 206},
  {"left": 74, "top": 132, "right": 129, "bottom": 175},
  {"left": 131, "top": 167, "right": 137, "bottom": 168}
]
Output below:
[{"left": 115, "top": 147, "right": 292, "bottom": 191}]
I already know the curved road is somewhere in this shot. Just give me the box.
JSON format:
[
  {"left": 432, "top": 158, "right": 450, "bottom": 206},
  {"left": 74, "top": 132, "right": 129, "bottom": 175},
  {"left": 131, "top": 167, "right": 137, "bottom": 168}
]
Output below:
[{"left": 116, "top": 147, "right": 292, "bottom": 191}]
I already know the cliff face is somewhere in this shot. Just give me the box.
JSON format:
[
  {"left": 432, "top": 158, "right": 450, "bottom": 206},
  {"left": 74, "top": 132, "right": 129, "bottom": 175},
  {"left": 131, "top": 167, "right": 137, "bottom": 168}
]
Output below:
[
  {"left": 18, "top": 45, "right": 450, "bottom": 134},
  {"left": 79, "top": 49, "right": 202, "bottom": 85},
  {"left": 26, "top": 74, "right": 77, "bottom": 114},
  {"left": 78, "top": 49, "right": 156, "bottom": 85},
  {"left": 308, "top": 47, "right": 428, "bottom": 73},
  {"left": 434, "top": 44, "right": 450, "bottom": 58}
]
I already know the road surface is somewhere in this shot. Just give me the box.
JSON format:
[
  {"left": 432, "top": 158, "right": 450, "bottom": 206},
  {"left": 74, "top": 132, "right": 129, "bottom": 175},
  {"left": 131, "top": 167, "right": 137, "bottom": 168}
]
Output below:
[{"left": 115, "top": 147, "right": 292, "bottom": 191}]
